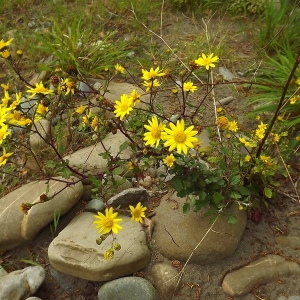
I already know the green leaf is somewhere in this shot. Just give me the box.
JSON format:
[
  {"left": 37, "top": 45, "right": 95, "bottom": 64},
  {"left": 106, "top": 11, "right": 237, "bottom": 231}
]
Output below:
[
  {"left": 264, "top": 187, "right": 273, "bottom": 199},
  {"left": 112, "top": 167, "right": 123, "bottom": 175},
  {"left": 230, "top": 175, "right": 241, "bottom": 186},
  {"left": 229, "top": 191, "right": 242, "bottom": 199},
  {"left": 21, "top": 260, "right": 41, "bottom": 266},
  {"left": 212, "top": 192, "right": 223, "bottom": 205},
  {"left": 236, "top": 186, "right": 251, "bottom": 196},
  {"left": 119, "top": 141, "right": 129, "bottom": 152},
  {"left": 183, "top": 203, "right": 190, "bottom": 214},
  {"left": 171, "top": 177, "right": 183, "bottom": 193},
  {"left": 228, "top": 215, "right": 237, "bottom": 224}
]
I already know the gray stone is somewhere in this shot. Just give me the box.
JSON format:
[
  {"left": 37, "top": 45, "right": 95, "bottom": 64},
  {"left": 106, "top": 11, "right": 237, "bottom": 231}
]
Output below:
[
  {"left": 275, "top": 235, "right": 300, "bottom": 249},
  {"left": 107, "top": 188, "right": 148, "bottom": 209},
  {"left": 63, "top": 130, "right": 132, "bottom": 175},
  {"left": 216, "top": 96, "right": 235, "bottom": 107},
  {"left": 222, "top": 255, "right": 300, "bottom": 296},
  {"left": 151, "top": 262, "right": 182, "bottom": 300},
  {"left": 97, "top": 277, "right": 157, "bottom": 300},
  {"left": 278, "top": 297, "right": 300, "bottom": 300},
  {"left": 48, "top": 212, "right": 151, "bottom": 281},
  {"left": 218, "top": 67, "right": 234, "bottom": 81},
  {"left": 0, "top": 177, "right": 83, "bottom": 251},
  {"left": 153, "top": 192, "right": 247, "bottom": 264},
  {"left": 0, "top": 266, "right": 45, "bottom": 300},
  {"left": 20, "top": 96, "right": 39, "bottom": 117},
  {"left": 86, "top": 198, "right": 105, "bottom": 212},
  {"left": 139, "top": 175, "right": 153, "bottom": 188},
  {"left": 26, "top": 298, "right": 42, "bottom": 300},
  {"left": 30, "top": 119, "right": 51, "bottom": 152},
  {"left": 197, "top": 129, "right": 212, "bottom": 153}
]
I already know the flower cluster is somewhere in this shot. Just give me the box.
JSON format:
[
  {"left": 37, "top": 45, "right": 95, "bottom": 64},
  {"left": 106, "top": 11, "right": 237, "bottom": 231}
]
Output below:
[{"left": 93, "top": 202, "right": 147, "bottom": 260}]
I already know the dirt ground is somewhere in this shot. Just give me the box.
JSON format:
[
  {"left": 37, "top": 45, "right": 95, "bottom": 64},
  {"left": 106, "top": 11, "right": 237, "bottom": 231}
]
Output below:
[{"left": 1, "top": 9, "right": 300, "bottom": 300}]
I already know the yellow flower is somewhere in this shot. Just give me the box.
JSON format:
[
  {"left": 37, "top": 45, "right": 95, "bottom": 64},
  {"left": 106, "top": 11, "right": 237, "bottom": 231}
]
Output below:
[
  {"left": 260, "top": 155, "right": 270, "bottom": 163},
  {"left": 1, "top": 83, "right": 11, "bottom": 91},
  {"left": 1, "top": 90, "right": 10, "bottom": 107},
  {"left": 194, "top": 53, "right": 219, "bottom": 70},
  {"left": 61, "top": 78, "right": 76, "bottom": 95},
  {"left": 0, "top": 148, "right": 13, "bottom": 166},
  {"left": 271, "top": 133, "right": 280, "bottom": 143},
  {"left": 183, "top": 81, "right": 197, "bottom": 92},
  {"left": 129, "top": 202, "right": 147, "bottom": 223},
  {"left": 216, "top": 107, "right": 223, "bottom": 113},
  {"left": 115, "top": 64, "right": 125, "bottom": 74},
  {"left": 93, "top": 207, "right": 123, "bottom": 235},
  {"left": 143, "top": 79, "right": 161, "bottom": 92},
  {"left": 128, "top": 161, "right": 135, "bottom": 170},
  {"left": 75, "top": 104, "right": 86, "bottom": 114},
  {"left": 8, "top": 111, "right": 32, "bottom": 126},
  {"left": 277, "top": 115, "right": 284, "bottom": 121},
  {"left": 255, "top": 122, "right": 267, "bottom": 139},
  {"left": 290, "top": 95, "right": 300, "bottom": 104},
  {"left": 0, "top": 38, "right": 13, "bottom": 51},
  {"left": 163, "top": 154, "right": 176, "bottom": 168},
  {"left": 26, "top": 81, "right": 54, "bottom": 99},
  {"left": 227, "top": 120, "right": 239, "bottom": 132},
  {"left": 130, "top": 89, "right": 141, "bottom": 104},
  {"left": 91, "top": 116, "right": 99, "bottom": 132},
  {"left": 104, "top": 249, "right": 114, "bottom": 260},
  {"left": 1, "top": 50, "right": 11, "bottom": 59},
  {"left": 172, "top": 88, "right": 178, "bottom": 94},
  {"left": 244, "top": 155, "right": 251, "bottom": 162},
  {"left": 114, "top": 94, "right": 134, "bottom": 120},
  {"left": 10, "top": 92, "right": 22, "bottom": 110},
  {"left": 295, "top": 78, "right": 300, "bottom": 85},
  {"left": 0, "top": 124, "right": 11, "bottom": 145},
  {"left": 16, "top": 49, "right": 23, "bottom": 56},
  {"left": 34, "top": 103, "right": 48, "bottom": 121},
  {"left": 216, "top": 116, "right": 229, "bottom": 130},
  {"left": 143, "top": 116, "right": 165, "bottom": 147},
  {"left": 141, "top": 67, "right": 165, "bottom": 80},
  {"left": 163, "top": 119, "right": 198, "bottom": 154},
  {"left": 239, "top": 137, "right": 257, "bottom": 148}
]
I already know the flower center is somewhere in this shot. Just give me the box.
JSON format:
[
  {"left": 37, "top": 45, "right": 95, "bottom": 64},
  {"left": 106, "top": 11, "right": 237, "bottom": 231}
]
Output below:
[
  {"left": 174, "top": 131, "right": 186, "bottom": 143},
  {"left": 151, "top": 127, "right": 161, "bottom": 139},
  {"left": 103, "top": 218, "right": 113, "bottom": 228}
]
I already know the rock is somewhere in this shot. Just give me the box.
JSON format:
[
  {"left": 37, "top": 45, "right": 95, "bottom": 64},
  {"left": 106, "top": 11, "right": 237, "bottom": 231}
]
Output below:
[
  {"left": 151, "top": 262, "right": 182, "bottom": 300},
  {"left": 0, "top": 266, "right": 45, "bottom": 300},
  {"left": 107, "top": 188, "right": 148, "bottom": 209},
  {"left": 20, "top": 96, "right": 39, "bottom": 117},
  {"left": 139, "top": 175, "right": 153, "bottom": 188},
  {"left": 216, "top": 96, "right": 235, "bottom": 107},
  {"left": 48, "top": 212, "right": 151, "bottom": 281},
  {"left": 30, "top": 119, "right": 51, "bottom": 152},
  {"left": 0, "top": 177, "right": 83, "bottom": 251},
  {"left": 26, "top": 298, "right": 42, "bottom": 300},
  {"left": 275, "top": 235, "right": 300, "bottom": 249},
  {"left": 153, "top": 192, "right": 246, "bottom": 264},
  {"left": 197, "top": 129, "right": 212, "bottom": 153},
  {"left": 97, "top": 277, "right": 158, "bottom": 300},
  {"left": 218, "top": 67, "right": 234, "bottom": 81},
  {"left": 222, "top": 255, "right": 300, "bottom": 296},
  {"left": 278, "top": 296, "right": 300, "bottom": 300},
  {"left": 63, "top": 130, "right": 132, "bottom": 175},
  {"left": 0, "top": 266, "right": 7, "bottom": 278},
  {"left": 86, "top": 198, "right": 105, "bottom": 212}
]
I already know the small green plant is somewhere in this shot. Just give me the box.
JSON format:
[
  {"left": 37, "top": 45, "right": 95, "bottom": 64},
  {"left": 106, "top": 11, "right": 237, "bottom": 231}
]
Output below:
[{"left": 50, "top": 210, "right": 61, "bottom": 238}]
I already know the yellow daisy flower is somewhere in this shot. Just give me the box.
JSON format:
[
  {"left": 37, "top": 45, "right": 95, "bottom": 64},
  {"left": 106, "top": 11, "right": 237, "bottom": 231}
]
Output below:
[
  {"left": 143, "top": 79, "right": 161, "bottom": 92},
  {"left": 227, "top": 120, "right": 239, "bottom": 132},
  {"left": 194, "top": 53, "right": 219, "bottom": 70},
  {"left": 255, "top": 122, "right": 267, "bottom": 139},
  {"left": 163, "top": 119, "right": 198, "bottom": 154},
  {"left": 141, "top": 67, "right": 165, "bottom": 81},
  {"left": 114, "top": 94, "right": 134, "bottom": 120},
  {"left": 0, "top": 148, "right": 13, "bottom": 166},
  {"left": 26, "top": 81, "right": 54, "bottom": 99},
  {"left": 93, "top": 207, "right": 123, "bottom": 235},
  {"left": 129, "top": 202, "right": 147, "bottom": 223},
  {"left": 143, "top": 116, "right": 165, "bottom": 147},
  {"left": 216, "top": 116, "right": 229, "bottom": 130},
  {"left": 163, "top": 154, "right": 176, "bottom": 168},
  {"left": 0, "top": 38, "right": 13, "bottom": 51},
  {"left": 183, "top": 81, "right": 197, "bottom": 92},
  {"left": 115, "top": 64, "right": 125, "bottom": 74},
  {"left": 75, "top": 104, "right": 86, "bottom": 114}
]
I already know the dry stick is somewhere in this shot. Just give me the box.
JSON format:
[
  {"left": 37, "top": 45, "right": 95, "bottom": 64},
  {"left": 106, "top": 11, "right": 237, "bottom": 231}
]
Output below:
[
  {"left": 130, "top": 3, "right": 203, "bottom": 84},
  {"left": 172, "top": 216, "right": 219, "bottom": 295},
  {"left": 160, "top": 0, "right": 164, "bottom": 38},
  {"left": 274, "top": 142, "right": 300, "bottom": 202}
]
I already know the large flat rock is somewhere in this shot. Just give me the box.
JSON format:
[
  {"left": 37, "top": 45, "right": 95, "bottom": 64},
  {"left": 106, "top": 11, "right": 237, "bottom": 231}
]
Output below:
[{"left": 48, "top": 212, "right": 151, "bottom": 281}]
